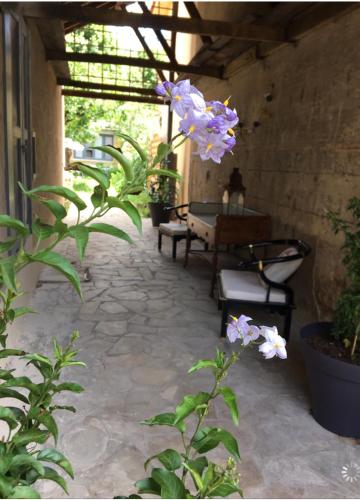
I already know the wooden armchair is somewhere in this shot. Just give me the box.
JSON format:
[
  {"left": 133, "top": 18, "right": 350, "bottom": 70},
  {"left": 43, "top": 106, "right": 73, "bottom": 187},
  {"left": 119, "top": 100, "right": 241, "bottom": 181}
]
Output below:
[
  {"left": 158, "top": 204, "right": 190, "bottom": 260},
  {"left": 218, "top": 239, "right": 311, "bottom": 340}
]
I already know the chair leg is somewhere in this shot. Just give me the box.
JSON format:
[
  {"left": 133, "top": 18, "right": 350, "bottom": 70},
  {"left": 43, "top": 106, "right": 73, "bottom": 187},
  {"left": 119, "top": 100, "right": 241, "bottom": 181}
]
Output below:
[
  {"left": 283, "top": 307, "right": 292, "bottom": 342},
  {"left": 172, "top": 237, "right": 177, "bottom": 261},
  {"left": 204, "top": 242, "right": 209, "bottom": 252},
  {"left": 220, "top": 301, "right": 229, "bottom": 338},
  {"left": 158, "top": 231, "right": 162, "bottom": 252}
]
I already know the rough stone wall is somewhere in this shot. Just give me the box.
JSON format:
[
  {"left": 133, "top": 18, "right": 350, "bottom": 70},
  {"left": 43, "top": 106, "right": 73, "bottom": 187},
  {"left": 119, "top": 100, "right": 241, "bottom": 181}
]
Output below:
[{"left": 186, "top": 7, "right": 360, "bottom": 319}]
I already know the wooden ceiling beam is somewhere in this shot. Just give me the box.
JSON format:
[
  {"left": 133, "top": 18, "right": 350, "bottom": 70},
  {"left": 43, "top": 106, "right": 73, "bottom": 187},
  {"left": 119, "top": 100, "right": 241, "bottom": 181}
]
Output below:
[
  {"left": 47, "top": 50, "right": 224, "bottom": 78},
  {"left": 286, "top": 2, "right": 359, "bottom": 40},
  {"left": 138, "top": 2, "right": 177, "bottom": 64},
  {"left": 62, "top": 89, "right": 166, "bottom": 104},
  {"left": 184, "top": 2, "right": 212, "bottom": 46},
  {"left": 23, "top": 3, "right": 286, "bottom": 43},
  {"left": 131, "top": 25, "right": 166, "bottom": 81},
  {"left": 57, "top": 78, "right": 157, "bottom": 95}
]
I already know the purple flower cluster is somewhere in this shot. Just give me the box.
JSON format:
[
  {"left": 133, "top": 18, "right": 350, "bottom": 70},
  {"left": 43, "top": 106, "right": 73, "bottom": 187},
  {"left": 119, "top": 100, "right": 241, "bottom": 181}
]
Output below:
[{"left": 155, "top": 80, "right": 238, "bottom": 164}]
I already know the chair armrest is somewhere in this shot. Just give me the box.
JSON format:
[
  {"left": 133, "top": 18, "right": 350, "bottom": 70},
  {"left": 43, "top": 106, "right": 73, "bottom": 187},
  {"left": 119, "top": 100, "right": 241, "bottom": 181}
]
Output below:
[{"left": 164, "top": 204, "right": 189, "bottom": 222}]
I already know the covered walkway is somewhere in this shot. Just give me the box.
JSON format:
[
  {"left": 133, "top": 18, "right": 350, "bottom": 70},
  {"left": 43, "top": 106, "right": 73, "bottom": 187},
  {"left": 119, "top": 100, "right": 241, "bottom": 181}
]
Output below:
[{"left": 15, "top": 211, "right": 359, "bottom": 498}]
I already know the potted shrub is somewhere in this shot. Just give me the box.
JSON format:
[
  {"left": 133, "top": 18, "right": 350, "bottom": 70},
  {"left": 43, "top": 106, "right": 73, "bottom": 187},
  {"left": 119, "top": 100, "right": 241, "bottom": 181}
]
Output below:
[
  {"left": 148, "top": 175, "right": 172, "bottom": 227},
  {"left": 300, "top": 196, "right": 360, "bottom": 437}
]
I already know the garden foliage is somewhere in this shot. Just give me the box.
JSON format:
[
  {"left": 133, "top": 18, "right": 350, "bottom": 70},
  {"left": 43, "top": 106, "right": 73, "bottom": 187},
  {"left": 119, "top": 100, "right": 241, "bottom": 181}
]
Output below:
[{"left": 0, "top": 136, "right": 177, "bottom": 498}]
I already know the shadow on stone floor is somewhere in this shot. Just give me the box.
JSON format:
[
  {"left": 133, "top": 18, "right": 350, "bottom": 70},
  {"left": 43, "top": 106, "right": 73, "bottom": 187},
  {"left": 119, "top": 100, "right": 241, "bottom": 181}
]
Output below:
[{"left": 14, "top": 213, "right": 360, "bottom": 498}]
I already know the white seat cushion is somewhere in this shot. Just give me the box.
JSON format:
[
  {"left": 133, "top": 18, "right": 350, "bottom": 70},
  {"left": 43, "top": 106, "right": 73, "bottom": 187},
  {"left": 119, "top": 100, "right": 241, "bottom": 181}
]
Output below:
[
  {"left": 220, "top": 270, "right": 286, "bottom": 303},
  {"left": 263, "top": 247, "right": 303, "bottom": 283},
  {"left": 159, "top": 223, "right": 188, "bottom": 236}
]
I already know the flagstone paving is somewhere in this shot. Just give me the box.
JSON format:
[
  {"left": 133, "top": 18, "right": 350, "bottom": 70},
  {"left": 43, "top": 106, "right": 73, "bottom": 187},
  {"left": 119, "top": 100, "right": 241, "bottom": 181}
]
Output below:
[{"left": 15, "top": 212, "right": 360, "bottom": 498}]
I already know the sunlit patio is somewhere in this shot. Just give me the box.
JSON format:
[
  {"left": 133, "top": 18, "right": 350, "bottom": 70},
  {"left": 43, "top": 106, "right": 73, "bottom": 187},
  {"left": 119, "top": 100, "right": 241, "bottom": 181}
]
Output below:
[{"left": 13, "top": 210, "right": 359, "bottom": 499}]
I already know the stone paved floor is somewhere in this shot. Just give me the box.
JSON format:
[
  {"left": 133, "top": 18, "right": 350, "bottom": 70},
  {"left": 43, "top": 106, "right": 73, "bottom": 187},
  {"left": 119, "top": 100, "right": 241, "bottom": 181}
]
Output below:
[{"left": 15, "top": 212, "right": 360, "bottom": 498}]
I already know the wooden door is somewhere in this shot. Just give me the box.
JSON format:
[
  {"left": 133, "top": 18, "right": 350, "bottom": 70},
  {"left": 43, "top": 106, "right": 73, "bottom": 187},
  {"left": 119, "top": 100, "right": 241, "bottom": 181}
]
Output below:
[{"left": 3, "top": 9, "right": 32, "bottom": 226}]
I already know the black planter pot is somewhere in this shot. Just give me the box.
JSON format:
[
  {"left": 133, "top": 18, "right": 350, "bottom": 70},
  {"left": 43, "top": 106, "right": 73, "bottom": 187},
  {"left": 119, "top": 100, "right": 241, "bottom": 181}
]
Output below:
[
  {"left": 148, "top": 202, "right": 171, "bottom": 227},
  {"left": 300, "top": 321, "right": 360, "bottom": 438}
]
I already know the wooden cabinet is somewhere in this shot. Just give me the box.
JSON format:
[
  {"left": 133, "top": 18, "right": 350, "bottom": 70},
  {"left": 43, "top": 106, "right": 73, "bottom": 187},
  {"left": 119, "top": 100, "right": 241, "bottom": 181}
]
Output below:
[{"left": 185, "top": 203, "right": 271, "bottom": 295}]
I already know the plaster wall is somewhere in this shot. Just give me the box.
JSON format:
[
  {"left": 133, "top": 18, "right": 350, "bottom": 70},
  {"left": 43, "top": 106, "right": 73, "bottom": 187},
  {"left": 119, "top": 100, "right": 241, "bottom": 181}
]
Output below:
[
  {"left": 28, "top": 19, "right": 64, "bottom": 222},
  {"left": 182, "top": 6, "right": 360, "bottom": 319},
  {"left": 0, "top": 13, "right": 63, "bottom": 342}
]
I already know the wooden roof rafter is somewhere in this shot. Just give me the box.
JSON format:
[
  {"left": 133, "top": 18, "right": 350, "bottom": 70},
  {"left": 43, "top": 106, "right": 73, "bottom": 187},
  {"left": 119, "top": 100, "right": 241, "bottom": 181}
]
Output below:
[
  {"left": 22, "top": 3, "right": 287, "bottom": 43},
  {"left": 138, "top": 2, "right": 177, "bottom": 65},
  {"left": 62, "top": 88, "right": 166, "bottom": 104},
  {"left": 46, "top": 49, "right": 224, "bottom": 79}
]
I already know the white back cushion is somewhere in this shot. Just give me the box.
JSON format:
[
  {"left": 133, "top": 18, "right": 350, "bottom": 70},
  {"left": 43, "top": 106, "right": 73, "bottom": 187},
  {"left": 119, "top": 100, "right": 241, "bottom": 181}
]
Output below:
[{"left": 263, "top": 247, "right": 303, "bottom": 283}]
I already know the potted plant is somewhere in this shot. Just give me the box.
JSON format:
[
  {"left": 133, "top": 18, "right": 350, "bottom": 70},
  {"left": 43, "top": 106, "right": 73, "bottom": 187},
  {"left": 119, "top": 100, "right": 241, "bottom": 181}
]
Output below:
[
  {"left": 300, "top": 196, "right": 360, "bottom": 437},
  {"left": 147, "top": 175, "right": 172, "bottom": 227}
]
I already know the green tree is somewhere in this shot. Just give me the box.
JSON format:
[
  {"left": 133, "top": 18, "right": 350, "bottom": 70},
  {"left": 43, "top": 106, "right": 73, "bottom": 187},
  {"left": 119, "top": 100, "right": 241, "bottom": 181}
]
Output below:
[{"left": 64, "top": 25, "right": 160, "bottom": 148}]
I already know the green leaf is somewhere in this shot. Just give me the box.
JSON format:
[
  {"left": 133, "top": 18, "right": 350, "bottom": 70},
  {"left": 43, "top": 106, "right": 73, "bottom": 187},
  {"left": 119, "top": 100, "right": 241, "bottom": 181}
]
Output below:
[
  {"left": 0, "top": 214, "right": 29, "bottom": 236},
  {"left": 152, "top": 143, "right": 171, "bottom": 167},
  {"left": 0, "top": 474, "right": 13, "bottom": 498},
  {"left": 157, "top": 449, "right": 182, "bottom": 471},
  {"left": 188, "top": 359, "right": 217, "bottom": 374},
  {"left": 183, "top": 462, "right": 204, "bottom": 491},
  {"left": 40, "top": 199, "right": 67, "bottom": 220},
  {"left": 76, "top": 163, "right": 110, "bottom": 190},
  {"left": 218, "top": 387, "right": 239, "bottom": 425},
  {"left": 0, "top": 349, "right": 26, "bottom": 359},
  {"left": 28, "top": 408, "right": 59, "bottom": 444},
  {"left": 0, "top": 407, "right": 18, "bottom": 429},
  {"left": 192, "top": 427, "right": 240, "bottom": 461},
  {"left": 108, "top": 198, "right": 142, "bottom": 234},
  {"left": 13, "top": 307, "right": 36, "bottom": 319},
  {"left": 32, "top": 219, "right": 54, "bottom": 241},
  {"left": 208, "top": 483, "right": 243, "bottom": 497},
  {"left": 174, "top": 392, "right": 210, "bottom": 424},
  {"left": 0, "top": 387, "right": 28, "bottom": 404},
  {"left": 69, "top": 226, "right": 90, "bottom": 262},
  {"left": 135, "top": 478, "right": 161, "bottom": 495},
  {"left": 2, "top": 376, "right": 41, "bottom": 394},
  {"left": 141, "top": 412, "right": 186, "bottom": 433},
  {"left": 53, "top": 382, "right": 84, "bottom": 393},
  {"left": 187, "top": 457, "right": 208, "bottom": 477},
  {"left": 0, "top": 237, "right": 17, "bottom": 254},
  {"left": 37, "top": 449, "right": 74, "bottom": 479},
  {"left": 29, "top": 251, "right": 82, "bottom": 298},
  {"left": 40, "top": 467, "right": 69, "bottom": 494},
  {"left": 23, "top": 353, "right": 52, "bottom": 367},
  {"left": 50, "top": 404, "right": 76, "bottom": 413},
  {"left": 19, "top": 183, "right": 86, "bottom": 211},
  {"left": 60, "top": 360, "right": 86, "bottom": 368},
  {"left": 10, "top": 455, "right": 45, "bottom": 476},
  {"left": 147, "top": 168, "right": 181, "bottom": 181},
  {"left": 89, "top": 223, "right": 133, "bottom": 244},
  {"left": 215, "top": 349, "right": 225, "bottom": 369},
  {"left": 145, "top": 449, "right": 182, "bottom": 472},
  {"left": 0, "top": 369, "right": 14, "bottom": 380},
  {"left": 95, "top": 146, "right": 133, "bottom": 181},
  {"left": 13, "top": 430, "right": 49, "bottom": 447},
  {"left": 151, "top": 468, "right": 186, "bottom": 499},
  {"left": 0, "top": 256, "right": 17, "bottom": 293},
  {"left": 0, "top": 456, "right": 11, "bottom": 475},
  {"left": 8, "top": 485, "right": 40, "bottom": 499},
  {"left": 118, "top": 132, "right": 148, "bottom": 162}
]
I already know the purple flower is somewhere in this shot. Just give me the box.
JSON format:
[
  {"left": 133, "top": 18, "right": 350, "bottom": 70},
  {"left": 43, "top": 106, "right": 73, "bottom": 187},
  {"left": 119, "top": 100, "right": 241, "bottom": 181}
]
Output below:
[
  {"left": 156, "top": 79, "right": 206, "bottom": 117},
  {"left": 226, "top": 315, "right": 252, "bottom": 343},
  {"left": 179, "top": 108, "right": 210, "bottom": 139},
  {"left": 155, "top": 81, "right": 175, "bottom": 97},
  {"left": 224, "top": 135, "right": 236, "bottom": 152},
  {"left": 206, "top": 100, "right": 239, "bottom": 130},
  {"left": 194, "top": 134, "right": 228, "bottom": 163}
]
